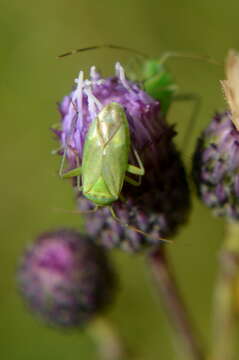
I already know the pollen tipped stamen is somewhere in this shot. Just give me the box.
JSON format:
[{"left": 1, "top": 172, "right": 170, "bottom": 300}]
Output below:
[
  {"left": 73, "top": 71, "right": 84, "bottom": 125},
  {"left": 90, "top": 65, "right": 101, "bottom": 81},
  {"left": 115, "top": 62, "right": 134, "bottom": 93},
  {"left": 84, "top": 86, "right": 103, "bottom": 118},
  {"left": 84, "top": 78, "right": 105, "bottom": 88}
]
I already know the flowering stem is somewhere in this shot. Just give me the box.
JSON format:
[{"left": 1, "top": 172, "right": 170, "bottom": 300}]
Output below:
[
  {"left": 148, "top": 246, "right": 205, "bottom": 360},
  {"left": 210, "top": 222, "right": 239, "bottom": 360},
  {"left": 88, "top": 316, "right": 129, "bottom": 360}
]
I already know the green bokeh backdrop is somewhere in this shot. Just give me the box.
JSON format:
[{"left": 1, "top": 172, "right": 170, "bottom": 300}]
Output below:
[{"left": 1, "top": 0, "right": 237, "bottom": 359}]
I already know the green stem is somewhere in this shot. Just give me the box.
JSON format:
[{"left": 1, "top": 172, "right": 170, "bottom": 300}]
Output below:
[
  {"left": 210, "top": 222, "right": 239, "bottom": 360},
  {"left": 87, "top": 316, "right": 129, "bottom": 360},
  {"left": 148, "top": 246, "right": 205, "bottom": 360}
]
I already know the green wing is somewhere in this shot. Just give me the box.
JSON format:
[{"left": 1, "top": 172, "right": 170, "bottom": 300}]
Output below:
[
  {"left": 101, "top": 115, "right": 130, "bottom": 198},
  {"left": 82, "top": 118, "right": 103, "bottom": 193},
  {"left": 82, "top": 103, "right": 130, "bottom": 199}
]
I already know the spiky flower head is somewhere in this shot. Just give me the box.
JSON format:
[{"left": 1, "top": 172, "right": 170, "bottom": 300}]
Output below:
[
  {"left": 18, "top": 229, "right": 116, "bottom": 327},
  {"left": 192, "top": 50, "right": 239, "bottom": 220},
  {"left": 56, "top": 63, "right": 190, "bottom": 251},
  {"left": 57, "top": 62, "right": 163, "bottom": 167}
]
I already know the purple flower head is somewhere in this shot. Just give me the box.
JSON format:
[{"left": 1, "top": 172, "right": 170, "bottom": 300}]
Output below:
[
  {"left": 18, "top": 229, "right": 116, "bottom": 328},
  {"left": 192, "top": 50, "right": 239, "bottom": 220},
  {"left": 56, "top": 63, "right": 191, "bottom": 251},
  {"left": 57, "top": 62, "right": 162, "bottom": 168},
  {"left": 192, "top": 111, "right": 239, "bottom": 220}
]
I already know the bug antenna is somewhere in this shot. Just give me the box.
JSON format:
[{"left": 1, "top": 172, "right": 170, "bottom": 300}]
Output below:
[
  {"left": 109, "top": 207, "right": 170, "bottom": 244},
  {"left": 57, "top": 44, "right": 148, "bottom": 59},
  {"left": 159, "top": 51, "right": 221, "bottom": 66}
]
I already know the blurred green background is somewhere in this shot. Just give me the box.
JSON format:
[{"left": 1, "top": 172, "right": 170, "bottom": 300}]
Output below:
[{"left": 1, "top": 0, "right": 237, "bottom": 359}]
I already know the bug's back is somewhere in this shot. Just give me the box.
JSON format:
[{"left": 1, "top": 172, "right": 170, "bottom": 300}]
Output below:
[{"left": 82, "top": 103, "right": 130, "bottom": 205}]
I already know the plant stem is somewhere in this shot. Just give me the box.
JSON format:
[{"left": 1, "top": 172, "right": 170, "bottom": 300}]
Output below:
[
  {"left": 210, "top": 222, "right": 239, "bottom": 360},
  {"left": 87, "top": 316, "right": 129, "bottom": 360},
  {"left": 148, "top": 246, "right": 205, "bottom": 360}
]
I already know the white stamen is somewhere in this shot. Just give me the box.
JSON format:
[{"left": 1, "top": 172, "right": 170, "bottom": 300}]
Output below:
[
  {"left": 73, "top": 71, "right": 84, "bottom": 125},
  {"left": 90, "top": 65, "right": 100, "bottom": 81},
  {"left": 84, "top": 86, "right": 103, "bottom": 119},
  {"left": 115, "top": 62, "right": 133, "bottom": 92},
  {"left": 84, "top": 79, "right": 105, "bottom": 87},
  {"left": 71, "top": 69, "right": 104, "bottom": 126}
]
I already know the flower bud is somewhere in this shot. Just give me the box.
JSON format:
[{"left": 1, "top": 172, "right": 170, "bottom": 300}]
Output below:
[
  {"left": 18, "top": 229, "right": 116, "bottom": 327},
  {"left": 192, "top": 51, "right": 239, "bottom": 220},
  {"left": 193, "top": 111, "right": 239, "bottom": 219}
]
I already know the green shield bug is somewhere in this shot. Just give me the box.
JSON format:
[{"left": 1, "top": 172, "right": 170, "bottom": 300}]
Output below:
[{"left": 61, "top": 102, "right": 145, "bottom": 207}]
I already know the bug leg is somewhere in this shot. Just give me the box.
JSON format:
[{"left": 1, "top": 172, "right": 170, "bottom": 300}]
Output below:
[
  {"left": 60, "top": 144, "right": 82, "bottom": 191},
  {"left": 127, "top": 148, "right": 145, "bottom": 176},
  {"left": 124, "top": 175, "right": 142, "bottom": 187},
  {"left": 60, "top": 165, "right": 83, "bottom": 193},
  {"left": 109, "top": 207, "right": 170, "bottom": 244},
  {"left": 172, "top": 92, "right": 201, "bottom": 153},
  {"left": 59, "top": 147, "right": 67, "bottom": 177},
  {"left": 75, "top": 155, "right": 82, "bottom": 192},
  {"left": 127, "top": 164, "right": 144, "bottom": 175},
  {"left": 61, "top": 166, "right": 82, "bottom": 178}
]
